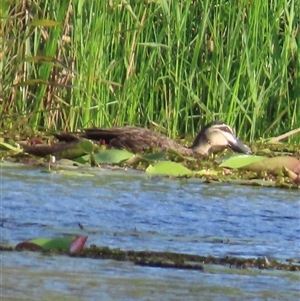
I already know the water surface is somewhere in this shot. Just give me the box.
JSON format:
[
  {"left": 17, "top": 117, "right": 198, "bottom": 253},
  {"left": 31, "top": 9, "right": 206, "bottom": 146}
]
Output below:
[{"left": 1, "top": 165, "right": 300, "bottom": 300}]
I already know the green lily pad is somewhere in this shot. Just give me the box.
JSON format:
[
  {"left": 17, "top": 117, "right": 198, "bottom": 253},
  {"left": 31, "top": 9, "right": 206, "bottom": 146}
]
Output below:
[
  {"left": 73, "top": 155, "right": 89, "bottom": 164},
  {"left": 94, "top": 149, "right": 134, "bottom": 164},
  {"left": 219, "top": 155, "right": 266, "bottom": 169},
  {"left": 146, "top": 161, "right": 193, "bottom": 176},
  {"left": 29, "top": 236, "right": 76, "bottom": 251},
  {"left": 15, "top": 236, "right": 88, "bottom": 252},
  {"left": 78, "top": 140, "right": 95, "bottom": 153},
  {"left": 139, "top": 151, "right": 166, "bottom": 161}
]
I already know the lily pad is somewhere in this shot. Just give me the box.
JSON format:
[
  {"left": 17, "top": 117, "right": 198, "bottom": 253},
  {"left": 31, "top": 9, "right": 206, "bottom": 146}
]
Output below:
[
  {"left": 244, "top": 156, "right": 300, "bottom": 174},
  {"left": 146, "top": 161, "right": 193, "bottom": 176},
  {"left": 94, "top": 149, "right": 134, "bottom": 164},
  {"left": 219, "top": 155, "right": 266, "bottom": 169},
  {"left": 220, "top": 154, "right": 300, "bottom": 175},
  {"left": 74, "top": 155, "right": 90, "bottom": 164},
  {"left": 78, "top": 140, "right": 95, "bottom": 153},
  {"left": 139, "top": 151, "right": 166, "bottom": 161},
  {"left": 70, "top": 236, "right": 88, "bottom": 253},
  {"left": 29, "top": 237, "right": 76, "bottom": 251},
  {"left": 15, "top": 236, "right": 87, "bottom": 252}
]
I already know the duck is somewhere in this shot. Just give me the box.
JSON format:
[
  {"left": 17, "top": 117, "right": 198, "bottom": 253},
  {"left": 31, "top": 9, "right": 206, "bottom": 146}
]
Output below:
[
  {"left": 22, "top": 121, "right": 251, "bottom": 157},
  {"left": 82, "top": 120, "right": 251, "bottom": 155}
]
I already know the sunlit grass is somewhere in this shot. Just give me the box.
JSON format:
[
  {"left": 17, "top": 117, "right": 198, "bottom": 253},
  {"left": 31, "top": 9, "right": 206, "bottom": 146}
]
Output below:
[{"left": 1, "top": 0, "right": 299, "bottom": 142}]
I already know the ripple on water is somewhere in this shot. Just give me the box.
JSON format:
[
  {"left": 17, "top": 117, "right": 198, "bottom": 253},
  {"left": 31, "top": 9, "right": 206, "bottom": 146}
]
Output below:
[
  {"left": 2, "top": 166, "right": 300, "bottom": 300},
  {"left": 2, "top": 166, "right": 299, "bottom": 260}
]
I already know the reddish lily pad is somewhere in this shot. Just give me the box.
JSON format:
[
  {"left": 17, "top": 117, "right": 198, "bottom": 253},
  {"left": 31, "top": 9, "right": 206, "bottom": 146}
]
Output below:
[{"left": 70, "top": 236, "right": 88, "bottom": 253}]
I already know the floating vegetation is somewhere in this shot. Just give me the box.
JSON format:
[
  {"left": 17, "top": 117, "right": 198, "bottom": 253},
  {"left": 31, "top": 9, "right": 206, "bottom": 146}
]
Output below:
[
  {"left": 1, "top": 243, "right": 299, "bottom": 272},
  {"left": 1, "top": 133, "right": 299, "bottom": 189}
]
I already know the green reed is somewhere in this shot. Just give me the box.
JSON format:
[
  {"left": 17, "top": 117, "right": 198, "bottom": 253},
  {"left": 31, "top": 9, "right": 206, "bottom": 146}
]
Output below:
[{"left": 1, "top": 0, "right": 299, "bottom": 141}]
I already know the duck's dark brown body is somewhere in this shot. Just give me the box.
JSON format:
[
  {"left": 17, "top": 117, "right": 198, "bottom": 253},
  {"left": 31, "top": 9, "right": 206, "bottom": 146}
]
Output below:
[
  {"left": 23, "top": 121, "right": 251, "bottom": 157},
  {"left": 81, "top": 121, "right": 251, "bottom": 155},
  {"left": 82, "top": 126, "right": 193, "bottom": 155}
]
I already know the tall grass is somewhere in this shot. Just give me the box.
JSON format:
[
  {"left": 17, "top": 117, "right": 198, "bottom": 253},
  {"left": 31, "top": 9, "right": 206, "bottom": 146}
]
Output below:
[{"left": 1, "top": 0, "right": 299, "bottom": 141}]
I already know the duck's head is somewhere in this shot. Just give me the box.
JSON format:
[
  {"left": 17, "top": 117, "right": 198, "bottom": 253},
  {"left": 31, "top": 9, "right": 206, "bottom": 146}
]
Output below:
[{"left": 191, "top": 121, "right": 252, "bottom": 155}]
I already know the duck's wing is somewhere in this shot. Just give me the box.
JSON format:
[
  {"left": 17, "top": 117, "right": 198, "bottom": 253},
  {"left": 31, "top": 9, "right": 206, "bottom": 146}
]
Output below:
[{"left": 83, "top": 126, "right": 175, "bottom": 152}]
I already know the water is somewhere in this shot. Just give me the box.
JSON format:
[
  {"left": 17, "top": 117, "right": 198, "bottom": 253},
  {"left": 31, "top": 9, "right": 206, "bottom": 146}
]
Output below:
[{"left": 1, "top": 164, "right": 300, "bottom": 300}]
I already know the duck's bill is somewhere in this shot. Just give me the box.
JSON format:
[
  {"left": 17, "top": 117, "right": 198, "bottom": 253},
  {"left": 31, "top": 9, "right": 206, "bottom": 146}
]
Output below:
[{"left": 229, "top": 138, "right": 252, "bottom": 154}]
